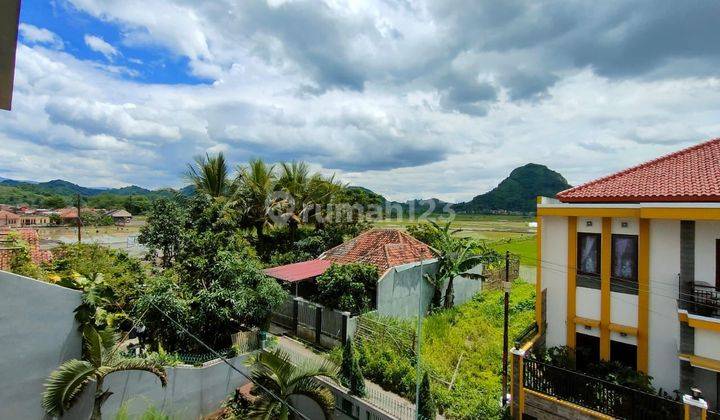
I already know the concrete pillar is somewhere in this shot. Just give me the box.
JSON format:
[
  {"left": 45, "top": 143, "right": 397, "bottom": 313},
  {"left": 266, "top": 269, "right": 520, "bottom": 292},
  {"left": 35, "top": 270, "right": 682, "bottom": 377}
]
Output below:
[
  {"left": 315, "top": 304, "right": 323, "bottom": 345},
  {"left": 341, "top": 311, "right": 350, "bottom": 345},
  {"left": 510, "top": 348, "right": 524, "bottom": 419},
  {"left": 683, "top": 394, "right": 708, "bottom": 420}
]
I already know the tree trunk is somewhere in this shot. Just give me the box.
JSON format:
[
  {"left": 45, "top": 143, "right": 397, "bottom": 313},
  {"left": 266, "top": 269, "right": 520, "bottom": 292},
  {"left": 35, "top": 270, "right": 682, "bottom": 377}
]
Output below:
[
  {"left": 444, "top": 277, "right": 455, "bottom": 309},
  {"left": 90, "top": 378, "right": 111, "bottom": 420},
  {"left": 255, "top": 221, "right": 265, "bottom": 240}
]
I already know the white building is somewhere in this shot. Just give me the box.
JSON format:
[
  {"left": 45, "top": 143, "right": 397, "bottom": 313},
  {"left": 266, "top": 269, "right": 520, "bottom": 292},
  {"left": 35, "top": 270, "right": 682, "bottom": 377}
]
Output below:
[{"left": 536, "top": 138, "right": 720, "bottom": 409}]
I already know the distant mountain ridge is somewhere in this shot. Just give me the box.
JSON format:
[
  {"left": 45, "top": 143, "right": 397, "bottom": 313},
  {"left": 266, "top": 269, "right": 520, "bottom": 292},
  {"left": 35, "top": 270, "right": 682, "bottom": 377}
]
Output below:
[{"left": 452, "top": 163, "right": 570, "bottom": 214}]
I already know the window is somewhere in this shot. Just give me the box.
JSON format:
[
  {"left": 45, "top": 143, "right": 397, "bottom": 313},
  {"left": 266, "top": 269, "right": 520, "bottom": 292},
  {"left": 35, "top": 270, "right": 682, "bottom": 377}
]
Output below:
[
  {"left": 610, "top": 340, "right": 637, "bottom": 370},
  {"left": 611, "top": 234, "right": 638, "bottom": 294},
  {"left": 578, "top": 233, "right": 601, "bottom": 275},
  {"left": 577, "top": 233, "right": 601, "bottom": 289}
]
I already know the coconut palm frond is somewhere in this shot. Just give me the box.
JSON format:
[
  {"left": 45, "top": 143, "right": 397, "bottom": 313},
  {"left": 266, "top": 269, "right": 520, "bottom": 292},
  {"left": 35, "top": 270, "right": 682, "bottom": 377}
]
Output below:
[
  {"left": 41, "top": 359, "right": 95, "bottom": 416},
  {"left": 97, "top": 358, "right": 168, "bottom": 386}
]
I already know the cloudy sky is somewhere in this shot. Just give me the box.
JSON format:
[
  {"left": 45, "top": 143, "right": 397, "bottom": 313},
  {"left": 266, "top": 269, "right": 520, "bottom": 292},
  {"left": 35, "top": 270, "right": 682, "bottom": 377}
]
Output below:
[{"left": 3, "top": 1, "right": 720, "bottom": 202}]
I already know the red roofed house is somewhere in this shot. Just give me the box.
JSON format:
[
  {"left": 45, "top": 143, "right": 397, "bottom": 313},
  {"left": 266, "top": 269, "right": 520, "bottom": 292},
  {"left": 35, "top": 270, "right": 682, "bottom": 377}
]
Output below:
[
  {"left": 523, "top": 137, "right": 720, "bottom": 416},
  {"left": 264, "top": 228, "right": 484, "bottom": 318},
  {"left": 0, "top": 210, "right": 20, "bottom": 227},
  {"left": 0, "top": 228, "right": 52, "bottom": 271}
]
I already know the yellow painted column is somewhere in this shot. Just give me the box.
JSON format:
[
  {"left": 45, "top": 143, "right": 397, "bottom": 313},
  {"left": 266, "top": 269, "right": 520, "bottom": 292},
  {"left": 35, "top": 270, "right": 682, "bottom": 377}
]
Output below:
[
  {"left": 600, "top": 217, "right": 612, "bottom": 361},
  {"left": 536, "top": 213, "right": 543, "bottom": 329},
  {"left": 567, "top": 216, "right": 577, "bottom": 348},
  {"left": 637, "top": 219, "right": 650, "bottom": 372}
]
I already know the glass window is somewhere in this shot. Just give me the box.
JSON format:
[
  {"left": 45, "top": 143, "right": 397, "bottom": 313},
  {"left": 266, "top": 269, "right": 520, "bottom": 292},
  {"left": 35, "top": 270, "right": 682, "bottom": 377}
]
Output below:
[
  {"left": 578, "top": 233, "right": 601, "bottom": 276},
  {"left": 612, "top": 235, "right": 638, "bottom": 281}
]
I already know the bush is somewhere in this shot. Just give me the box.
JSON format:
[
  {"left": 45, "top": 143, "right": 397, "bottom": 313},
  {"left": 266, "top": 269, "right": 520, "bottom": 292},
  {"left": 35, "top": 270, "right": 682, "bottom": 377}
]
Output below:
[{"left": 315, "top": 263, "right": 378, "bottom": 314}]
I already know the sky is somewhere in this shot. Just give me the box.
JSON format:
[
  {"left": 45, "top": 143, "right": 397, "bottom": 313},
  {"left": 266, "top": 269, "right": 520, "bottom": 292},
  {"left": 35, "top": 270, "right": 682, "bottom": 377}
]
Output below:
[{"left": 3, "top": 1, "right": 720, "bottom": 202}]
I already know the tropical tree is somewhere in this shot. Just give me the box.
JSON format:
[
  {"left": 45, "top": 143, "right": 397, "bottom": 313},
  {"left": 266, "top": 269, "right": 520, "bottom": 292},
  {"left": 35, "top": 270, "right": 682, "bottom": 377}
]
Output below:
[
  {"left": 425, "top": 221, "right": 499, "bottom": 309},
  {"left": 139, "top": 197, "right": 188, "bottom": 268},
  {"left": 42, "top": 326, "right": 167, "bottom": 420},
  {"left": 417, "top": 371, "right": 437, "bottom": 420},
  {"left": 248, "top": 349, "right": 337, "bottom": 420},
  {"left": 339, "top": 340, "right": 366, "bottom": 397},
  {"left": 235, "top": 158, "right": 277, "bottom": 239},
  {"left": 185, "top": 152, "right": 232, "bottom": 198}
]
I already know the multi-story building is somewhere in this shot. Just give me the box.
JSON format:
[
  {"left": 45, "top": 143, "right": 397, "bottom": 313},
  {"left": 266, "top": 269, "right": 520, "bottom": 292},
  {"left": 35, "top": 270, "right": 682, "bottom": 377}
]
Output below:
[{"left": 529, "top": 138, "right": 720, "bottom": 415}]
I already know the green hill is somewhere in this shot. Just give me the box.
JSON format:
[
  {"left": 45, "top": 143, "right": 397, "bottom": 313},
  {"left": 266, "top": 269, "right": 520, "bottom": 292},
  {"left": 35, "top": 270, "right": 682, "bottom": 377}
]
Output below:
[{"left": 453, "top": 163, "right": 570, "bottom": 214}]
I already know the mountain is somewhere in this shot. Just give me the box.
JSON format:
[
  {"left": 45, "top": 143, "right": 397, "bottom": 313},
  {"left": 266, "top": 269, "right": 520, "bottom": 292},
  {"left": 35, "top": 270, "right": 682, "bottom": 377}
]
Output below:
[
  {"left": 453, "top": 163, "right": 570, "bottom": 214},
  {"left": 0, "top": 179, "right": 106, "bottom": 196}
]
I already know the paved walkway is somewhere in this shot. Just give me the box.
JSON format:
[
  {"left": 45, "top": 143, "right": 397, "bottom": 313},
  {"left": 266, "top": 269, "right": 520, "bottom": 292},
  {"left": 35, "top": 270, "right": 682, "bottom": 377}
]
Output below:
[{"left": 276, "top": 335, "right": 421, "bottom": 419}]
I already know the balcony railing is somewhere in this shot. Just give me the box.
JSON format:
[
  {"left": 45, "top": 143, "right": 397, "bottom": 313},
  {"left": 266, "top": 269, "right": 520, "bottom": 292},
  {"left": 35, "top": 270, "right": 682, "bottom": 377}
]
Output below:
[
  {"left": 693, "top": 282, "right": 720, "bottom": 318},
  {"left": 523, "top": 358, "right": 685, "bottom": 419}
]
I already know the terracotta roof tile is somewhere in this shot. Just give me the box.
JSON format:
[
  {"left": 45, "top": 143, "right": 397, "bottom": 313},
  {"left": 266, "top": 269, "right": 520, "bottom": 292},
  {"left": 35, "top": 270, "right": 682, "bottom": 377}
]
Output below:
[
  {"left": 0, "top": 228, "right": 52, "bottom": 271},
  {"left": 557, "top": 137, "right": 720, "bottom": 203},
  {"left": 320, "top": 228, "right": 436, "bottom": 273}
]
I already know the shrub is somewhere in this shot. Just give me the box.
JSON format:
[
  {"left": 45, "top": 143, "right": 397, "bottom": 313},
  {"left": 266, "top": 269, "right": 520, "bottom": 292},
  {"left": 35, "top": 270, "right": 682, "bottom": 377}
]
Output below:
[
  {"left": 418, "top": 372, "right": 437, "bottom": 420},
  {"left": 315, "top": 263, "right": 378, "bottom": 314},
  {"left": 339, "top": 340, "right": 366, "bottom": 397}
]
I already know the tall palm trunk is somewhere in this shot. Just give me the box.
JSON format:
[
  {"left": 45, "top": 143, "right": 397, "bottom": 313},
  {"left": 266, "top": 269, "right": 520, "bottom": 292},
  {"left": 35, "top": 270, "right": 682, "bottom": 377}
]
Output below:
[{"left": 255, "top": 221, "right": 265, "bottom": 240}]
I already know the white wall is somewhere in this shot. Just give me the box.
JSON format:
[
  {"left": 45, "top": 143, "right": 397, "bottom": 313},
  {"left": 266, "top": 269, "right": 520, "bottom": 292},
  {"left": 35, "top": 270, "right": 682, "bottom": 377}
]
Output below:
[
  {"left": 695, "top": 328, "right": 720, "bottom": 361},
  {"left": 576, "top": 287, "right": 600, "bottom": 320},
  {"left": 648, "top": 219, "right": 681, "bottom": 392},
  {"left": 577, "top": 217, "right": 601, "bottom": 234},
  {"left": 610, "top": 292, "right": 638, "bottom": 327},
  {"left": 695, "top": 221, "right": 720, "bottom": 284},
  {"left": 542, "top": 216, "right": 568, "bottom": 347}
]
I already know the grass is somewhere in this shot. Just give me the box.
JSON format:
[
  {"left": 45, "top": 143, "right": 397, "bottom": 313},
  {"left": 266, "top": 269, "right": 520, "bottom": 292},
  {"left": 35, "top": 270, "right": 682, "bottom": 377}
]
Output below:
[
  {"left": 374, "top": 213, "right": 535, "bottom": 241},
  {"left": 488, "top": 235, "right": 538, "bottom": 267},
  {"left": 337, "top": 281, "right": 536, "bottom": 419}
]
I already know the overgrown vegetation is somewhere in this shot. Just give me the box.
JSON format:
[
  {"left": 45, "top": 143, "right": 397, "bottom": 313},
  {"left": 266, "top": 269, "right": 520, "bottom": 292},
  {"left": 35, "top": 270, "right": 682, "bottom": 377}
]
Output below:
[
  {"left": 331, "top": 281, "right": 535, "bottom": 419},
  {"left": 315, "top": 263, "right": 379, "bottom": 314}
]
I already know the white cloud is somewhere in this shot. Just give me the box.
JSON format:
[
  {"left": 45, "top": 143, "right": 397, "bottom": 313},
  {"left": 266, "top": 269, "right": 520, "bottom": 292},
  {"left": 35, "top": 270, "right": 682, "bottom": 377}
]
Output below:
[
  {"left": 84, "top": 34, "right": 120, "bottom": 60},
  {"left": 4, "top": 1, "right": 720, "bottom": 200},
  {"left": 19, "top": 24, "right": 63, "bottom": 49}
]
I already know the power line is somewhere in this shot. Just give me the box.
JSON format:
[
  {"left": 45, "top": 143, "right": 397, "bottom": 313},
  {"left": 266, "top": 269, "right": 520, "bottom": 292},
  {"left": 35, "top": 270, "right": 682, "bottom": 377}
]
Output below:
[{"left": 145, "top": 301, "right": 312, "bottom": 420}]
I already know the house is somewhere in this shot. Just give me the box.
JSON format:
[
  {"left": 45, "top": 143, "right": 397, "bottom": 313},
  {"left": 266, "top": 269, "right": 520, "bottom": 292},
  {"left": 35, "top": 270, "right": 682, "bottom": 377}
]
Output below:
[
  {"left": 18, "top": 211, "right": 50, "bottom": 226},
  {"left": 265, "top": 228, "right": 484, "bottom": 318},
  {"left": 106, "top": 209, "right": 132, "bottom": 225},
  {"left": 0, "top": 210, "right": 20, "bottom": 227},
  {"left": 514, "top": 137, "right": 720, "bottom": 418}
]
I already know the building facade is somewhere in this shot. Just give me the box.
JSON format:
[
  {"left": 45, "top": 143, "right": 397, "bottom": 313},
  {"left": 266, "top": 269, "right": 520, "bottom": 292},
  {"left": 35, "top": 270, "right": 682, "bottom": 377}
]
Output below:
[{"left": 536, "top": 138, "right": 720, "bottom": 410}]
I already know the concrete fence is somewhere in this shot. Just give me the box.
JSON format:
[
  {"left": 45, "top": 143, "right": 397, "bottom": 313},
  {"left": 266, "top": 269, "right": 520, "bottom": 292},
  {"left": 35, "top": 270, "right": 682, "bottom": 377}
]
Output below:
[
  {"left": 271, "top": 296, "right": 359, "bottom": 349},
  {"left": 0, "top": 270, "right": 253, "bottom": 419}
]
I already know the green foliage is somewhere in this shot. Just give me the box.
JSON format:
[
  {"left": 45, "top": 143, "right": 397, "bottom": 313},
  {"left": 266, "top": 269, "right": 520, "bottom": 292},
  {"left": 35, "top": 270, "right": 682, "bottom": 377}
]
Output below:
[
  {"left": 418, "top": 372, "right": 437, "bottom": 420},
  {"left": 406, "top": 221, "right": 444, "bottom": 248},
  {"left": 453, "top": 163, "right": 570, "bottom": 214},
  {"left": 185, "top": 152, "right": 232, "bottom": 198},
  {"left": 42, "top": 326, "right": 167, "bottom": 420},
  {"left": 247, "top": 349, "right": 338, "bottom": 419},
  {"left": 489, "top": 235, "right": 537, "bottom": 267},
  {"left": 339, "top": 340, "right": 366, "bottom": 397},
  {"left": 351, "top": 281, "right": 535, "bottom": 419},
  {"left": 43, "top": 195, "right": 68, "bottom": 209},
  {"left": 315, "top": 263, "right": 378, "bottom": 314},
  {"left": 139, "top": 197, "right": 188, "bottom": 267},
  {"left": 87, "top": 194, "right": 151, "bottom": 215},
  {"left": 114, "top": 404, "right": 170, "bottom": 420},
  {"left": 144, "top": 344, "right": 183, "bottom": 367},
  {"left": 5, "top": 231, "right": 44, "bottom": 278},
  {"left": 269, "top": 250, "right": 312, "bottom": 266}
]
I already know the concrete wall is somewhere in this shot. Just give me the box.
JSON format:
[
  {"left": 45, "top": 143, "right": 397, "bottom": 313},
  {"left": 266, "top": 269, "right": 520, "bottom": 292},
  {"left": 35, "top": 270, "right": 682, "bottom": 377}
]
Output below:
[
  {"left": 648, "top": 219, "right": 681, "bottom": 393},
  {"left": 66, "top": 355, "right": 252, "bottom": 419},
  {"left": 694, "top": 221, "right": 720, "bottom": 284},
  {"left": 376, "top": 259, "right": 483, "bottom": 319},
  {"left": 541, "top": 216, "right": 569, "bottom": 347},
  {"left": 0, "top": 270, "right": 83, "bottom": 420}
]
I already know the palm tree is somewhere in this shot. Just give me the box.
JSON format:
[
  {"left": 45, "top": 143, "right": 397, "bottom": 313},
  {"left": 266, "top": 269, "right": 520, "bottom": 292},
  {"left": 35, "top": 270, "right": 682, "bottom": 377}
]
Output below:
[
  {"left": 426, "top": 221, "right": 498, "bottom": 309},
  {"left": 248, "top": 349, "right": 337, "bottom": 420},
  {"left": 235, "top": 158, "right": 277, "bottom": 239},
  {"left": 185, "top": 152, "right": 231, "bottom": 198},
  {"left": 42, "top": 326, "right": 167, "bottom": 420}
]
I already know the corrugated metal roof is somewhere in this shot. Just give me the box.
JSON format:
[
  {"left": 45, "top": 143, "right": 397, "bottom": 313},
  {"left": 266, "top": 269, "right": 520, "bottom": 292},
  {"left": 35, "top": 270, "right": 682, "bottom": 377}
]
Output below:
[{"left": 263, "top": 259, "right": 333, "bottom": 283}]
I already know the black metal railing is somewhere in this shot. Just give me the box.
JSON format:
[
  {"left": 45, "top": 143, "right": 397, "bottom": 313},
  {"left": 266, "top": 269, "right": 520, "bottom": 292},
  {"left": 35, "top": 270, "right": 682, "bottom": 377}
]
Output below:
[
  {"left": 523, "top": 358, "right": 684, "bottom": 419},
  {"left": 693, "top": 283, "right": 720, "bottom": 318},
  {"left": 514, "top": 322, "right": 538, "bottom": 349}
]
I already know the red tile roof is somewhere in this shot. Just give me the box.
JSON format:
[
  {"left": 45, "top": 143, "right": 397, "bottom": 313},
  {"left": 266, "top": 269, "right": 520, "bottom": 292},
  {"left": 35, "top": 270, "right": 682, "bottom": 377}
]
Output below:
[
  {"left": 263, "top": 259, "right": 333, "bottom": 283},
  {"left": 0, "top": 210, "right": 20, "bottom": 221},
  {"left": 320, "top": 228, "right": 436, "bottom": 273},
  {"left": 557, "top": 138, "right": 720, "bottom": 203},
  {"left": 0, "top": 228, "right": 53, "bottom": 271}
]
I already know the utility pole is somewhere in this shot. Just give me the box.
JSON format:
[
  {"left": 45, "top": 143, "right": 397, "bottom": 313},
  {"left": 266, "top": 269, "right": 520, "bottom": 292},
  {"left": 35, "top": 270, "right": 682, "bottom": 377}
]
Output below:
[
  {"left": 501, "top": 250, "right": 510, "bottom": 407},
  {"left": 76, "top": 193, "right": 82, "bottom": 244}
]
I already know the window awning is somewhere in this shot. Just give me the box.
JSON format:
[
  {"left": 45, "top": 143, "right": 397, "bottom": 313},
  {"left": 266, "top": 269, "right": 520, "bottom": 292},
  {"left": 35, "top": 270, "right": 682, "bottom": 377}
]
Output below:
[{"left": 263, "top": 259, "right": 332, "bottom": 283}]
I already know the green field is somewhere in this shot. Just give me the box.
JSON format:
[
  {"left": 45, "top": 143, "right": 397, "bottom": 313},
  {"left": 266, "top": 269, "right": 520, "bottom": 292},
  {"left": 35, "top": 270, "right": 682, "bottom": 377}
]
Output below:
[{"left": 488, "top": 235, "right": 537, "bottom": 267}]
